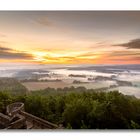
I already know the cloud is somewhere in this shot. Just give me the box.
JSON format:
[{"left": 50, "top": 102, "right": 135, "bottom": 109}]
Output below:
[
  {"left": 0, "top": 41, "right": 8, "bottom": 44},
  {"left": 0, "top": 51, "right": 33, "bottom": 59},
  {"left": 0, "top": 46, "right": 12, "bottom": 51},
  {"left": 114, "top": 38, "right": 140, "bottom": 49},
  {"left": 109, "top": 51, "right": 140, "bottom": 57},
  {"left": 107, "top": 57, "right": 140, "bottom": 62},
  {"left": 0, "top": 45, "right": 33, "bottom": 59},
  {"left": 77, "top": 52, "right": 97, "bottom": 58},
  {"left": 0, "top": 33, "right": 6, "bottom": 38},
  {"left": 37, "top": 17, "right": 53, "bottom": 26},
  {"left": 42, "top": 52, "right": 99, "bottom": 63},
  {"left": 105, "top": 50, "right": 140, "bottom": 63}
]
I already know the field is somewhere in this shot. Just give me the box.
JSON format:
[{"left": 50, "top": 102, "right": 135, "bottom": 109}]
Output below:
[
  {"left": 21, "top": 81, "right": 72, "bottom": 90},
  {"left": 21, "top": 80, "right": 116, "bottom": 91}
]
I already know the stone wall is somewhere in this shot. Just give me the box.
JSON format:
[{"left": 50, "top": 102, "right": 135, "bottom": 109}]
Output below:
[
  {"left": 0, "top": 113, "right": 11, "bottom": 127},
  {"left": 20, "top": 111, "right": 59, "bottom": 129},
  {"left": 0, "top": 102, "right": 60, "bottom": 129},
  {"left": 6, "top": 114, "right": 26, "bottom": 129},
  {"left": 6, "top": 102, "right": 24, "bottom": 116}
]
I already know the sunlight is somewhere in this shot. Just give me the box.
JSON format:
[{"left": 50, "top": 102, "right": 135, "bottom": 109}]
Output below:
[{"left": 33, "top": 52, "right": 47, "bottom": 62}]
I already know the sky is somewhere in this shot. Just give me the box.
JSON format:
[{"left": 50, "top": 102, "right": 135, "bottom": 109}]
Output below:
[{"left": 0, "top": 11, "right": 140, "bottom": 65}]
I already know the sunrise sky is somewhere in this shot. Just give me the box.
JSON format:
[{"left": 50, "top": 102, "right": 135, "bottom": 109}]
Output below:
[{"left": 0, "top": 11, "right": 140, "bottom": 64}]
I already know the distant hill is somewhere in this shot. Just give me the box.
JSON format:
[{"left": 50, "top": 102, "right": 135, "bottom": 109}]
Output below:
[
  {"left": 68, "top": 64, "right": 140, "bottom": 73},
  {"left": 0, "top": 78, "right": 28, "bottom": 95}
]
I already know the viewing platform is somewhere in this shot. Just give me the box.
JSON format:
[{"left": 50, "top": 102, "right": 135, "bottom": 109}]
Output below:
[{"left": 0, "top": 102, "right": 61, "bottom": 129}]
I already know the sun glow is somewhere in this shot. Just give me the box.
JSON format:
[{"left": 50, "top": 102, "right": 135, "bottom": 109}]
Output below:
[
  {"left": 27, "top": 49, "right": 106, "bottom": 64},
  {"left": 0, "top": 12, "right": 140, "bottom": 65},
  {"left": 33, "top": 52, "right": 47, "bottom": 62}
]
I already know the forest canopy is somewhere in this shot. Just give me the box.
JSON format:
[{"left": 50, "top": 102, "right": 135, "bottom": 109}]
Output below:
[{"left": 0, "top": 86, "right": 140, "bottom": 129}]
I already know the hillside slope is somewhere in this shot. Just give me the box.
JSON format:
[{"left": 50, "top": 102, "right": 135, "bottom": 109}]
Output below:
[{"left": 0, "top": 78, "right": 28, "bottom": 95}]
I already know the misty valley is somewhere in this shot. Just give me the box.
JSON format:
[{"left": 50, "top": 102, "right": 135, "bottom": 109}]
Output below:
[
  {"left": 0, "top": 64, "right": 140, "bottom": 97},
  {"left": 0, "top": 64, "right": 140, "bottom": 129}
]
